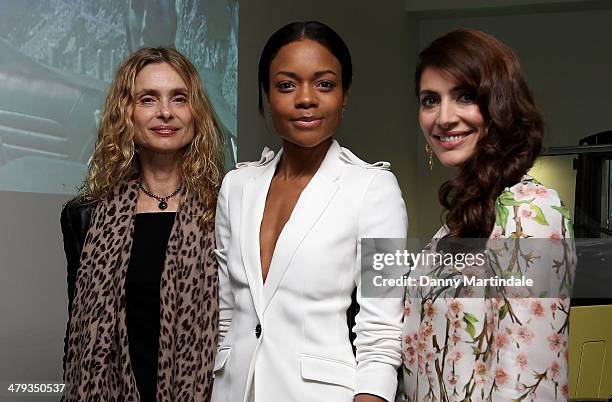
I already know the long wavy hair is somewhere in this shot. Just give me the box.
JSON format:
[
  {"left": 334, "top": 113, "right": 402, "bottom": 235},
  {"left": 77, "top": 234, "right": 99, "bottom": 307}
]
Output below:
[
  {"left": 80, "top": 47, "right": 224, "bottom": 225},
  {"left": 416, "top": 29, "right": 544, "bottom": 238}
]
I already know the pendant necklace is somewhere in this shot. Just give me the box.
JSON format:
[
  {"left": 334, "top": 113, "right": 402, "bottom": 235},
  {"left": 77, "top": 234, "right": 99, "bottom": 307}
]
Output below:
[{"left": 137, "top": 180, "right": 182, "bottom": 210}]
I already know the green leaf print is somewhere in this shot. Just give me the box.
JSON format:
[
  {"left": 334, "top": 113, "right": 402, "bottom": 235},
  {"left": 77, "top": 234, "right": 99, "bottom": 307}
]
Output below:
[
  {"left": 551, "top": 205, "right": 571, "bottom": 221},
  {"left": 464, "top": 312, "right": 479, "bottom": 324},
  {"left": 530, "top": 203, "right": 549, "bottom": 226},
  {"left": 462, "top": 312, "right": 478, "bottom": 338},
  {"left": 551, "top": 204, "right": 575, "bottom": 238},
  {"left": 497, "top": 191, "right": 518, "bottom": 207},
  {"left": 495, "top": 204, "right": 510, "bottom": 230},
  {"left": 465, "top": 320, "right": 476, "bottom": 338},
  {"left": 499, "top": 303, "right": 509, "bottom": 320}
]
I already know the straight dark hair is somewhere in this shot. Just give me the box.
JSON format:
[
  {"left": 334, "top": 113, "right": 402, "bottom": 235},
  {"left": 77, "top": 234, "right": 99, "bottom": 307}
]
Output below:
[{"left": 257, "top": 21, "right": 352, "bottom": 114}]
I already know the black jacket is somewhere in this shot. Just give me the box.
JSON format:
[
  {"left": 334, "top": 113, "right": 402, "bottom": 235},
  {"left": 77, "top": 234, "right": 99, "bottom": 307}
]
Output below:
[
  {"left": 60, "top": 199, "right": 96, "bottom": 312},
  {"left": 60, "top": 199, "right": 95, "bottom": 370}
]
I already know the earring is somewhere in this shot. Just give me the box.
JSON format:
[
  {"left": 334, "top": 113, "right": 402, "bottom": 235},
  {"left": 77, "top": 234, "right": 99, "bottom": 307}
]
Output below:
[
  {"left": 341, "top": 106, "right": 346, "bottom": 118},
  {"left": 425, "top": 144, "right": 433, "bottom": 171}
]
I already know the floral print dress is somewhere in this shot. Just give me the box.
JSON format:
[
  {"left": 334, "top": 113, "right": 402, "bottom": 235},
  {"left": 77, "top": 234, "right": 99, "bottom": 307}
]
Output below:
[{"left": 401, "top": 176, "right": 574, "bottom": 402}]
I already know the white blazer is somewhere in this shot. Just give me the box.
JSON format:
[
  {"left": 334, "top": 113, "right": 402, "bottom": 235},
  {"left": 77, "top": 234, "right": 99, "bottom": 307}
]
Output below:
[{"left": 212, "top": 140, "right": 408, "bottom": 402}]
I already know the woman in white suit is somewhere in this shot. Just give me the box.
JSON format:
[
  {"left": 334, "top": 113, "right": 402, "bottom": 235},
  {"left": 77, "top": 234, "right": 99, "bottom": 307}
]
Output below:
[{"left": 212, "top": 21, "right": 407, "bottom": 402}]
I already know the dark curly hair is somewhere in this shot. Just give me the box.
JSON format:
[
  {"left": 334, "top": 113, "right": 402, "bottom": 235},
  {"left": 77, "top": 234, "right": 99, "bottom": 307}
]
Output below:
[{"left": 416, "top": 29, "right": 544, "bottom": 238}]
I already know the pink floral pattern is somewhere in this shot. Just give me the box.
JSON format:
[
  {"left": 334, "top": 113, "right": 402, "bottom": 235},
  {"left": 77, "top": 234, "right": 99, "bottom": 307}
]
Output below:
[{"left": 401, "top": 177, "right": 574, "bottom": 401}]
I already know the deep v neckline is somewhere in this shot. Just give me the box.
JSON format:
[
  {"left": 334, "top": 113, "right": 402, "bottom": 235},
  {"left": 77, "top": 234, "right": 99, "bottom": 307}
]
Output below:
[
  {"left": 238, "top": 140, "right": 344, "bottom": 317},
  {"left": 257, "top": 171, "right": 314, "bottom": 284}
]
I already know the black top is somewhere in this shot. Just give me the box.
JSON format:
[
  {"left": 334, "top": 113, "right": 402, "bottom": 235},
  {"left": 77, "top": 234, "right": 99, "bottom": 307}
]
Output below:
[{"left": 126, "top": 212, "right": 175, "bottom": 402}]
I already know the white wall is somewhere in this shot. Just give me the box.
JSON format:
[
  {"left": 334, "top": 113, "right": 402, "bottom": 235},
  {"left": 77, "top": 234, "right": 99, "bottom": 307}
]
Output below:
[{"left": 0, "top": 192, "right": 70, "bottom": 400}]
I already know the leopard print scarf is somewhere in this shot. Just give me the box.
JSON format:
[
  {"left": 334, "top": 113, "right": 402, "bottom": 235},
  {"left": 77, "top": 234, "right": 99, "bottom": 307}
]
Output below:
[{"left": 63, "top": 179, "right": 218, "bottom": 401}]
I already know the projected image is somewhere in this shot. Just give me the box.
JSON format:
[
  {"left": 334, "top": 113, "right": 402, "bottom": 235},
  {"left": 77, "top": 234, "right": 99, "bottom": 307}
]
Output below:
[{"left": 0, "top": 0, "right": 238, "bottom": 195}]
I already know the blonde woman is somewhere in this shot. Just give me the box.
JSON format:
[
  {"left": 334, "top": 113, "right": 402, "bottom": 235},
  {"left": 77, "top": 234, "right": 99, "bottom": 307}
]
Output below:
[{"left": 60, "top": 47, "right": 223, "bottom": 401}]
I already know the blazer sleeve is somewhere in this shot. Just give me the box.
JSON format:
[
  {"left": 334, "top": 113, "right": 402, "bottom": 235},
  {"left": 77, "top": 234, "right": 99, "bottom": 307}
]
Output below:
[
  {"left": 215, "top": 170, "right": 236, "bottom": 345},
  {"left": 353, "top": 170, "right": 408, "bottom": 401}
]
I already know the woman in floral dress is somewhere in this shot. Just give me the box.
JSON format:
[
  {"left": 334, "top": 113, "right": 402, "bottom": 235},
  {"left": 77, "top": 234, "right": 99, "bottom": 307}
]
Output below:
[{"left": 401, "top": 29, "right": 574, "bottom": 401}]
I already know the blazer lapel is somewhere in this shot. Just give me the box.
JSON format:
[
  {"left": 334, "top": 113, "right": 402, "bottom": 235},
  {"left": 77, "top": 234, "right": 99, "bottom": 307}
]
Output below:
[
  {"left": 240, "top": 152, "right": 280, "bottom": 321},
  {"left": 261, "top": 141, "right": 344, "bottom": 313}
]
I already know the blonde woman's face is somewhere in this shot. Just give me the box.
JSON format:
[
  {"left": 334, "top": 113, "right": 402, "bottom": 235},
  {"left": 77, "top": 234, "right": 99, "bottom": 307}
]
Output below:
[{"left": 132, "top": 62, "right": 194, "bottom": 155}]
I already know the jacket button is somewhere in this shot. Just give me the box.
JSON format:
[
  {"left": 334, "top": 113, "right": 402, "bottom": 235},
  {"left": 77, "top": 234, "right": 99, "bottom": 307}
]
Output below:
[{"left": 255, "top": 324, "right": 262, "bottom": 338}]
